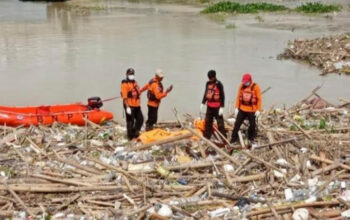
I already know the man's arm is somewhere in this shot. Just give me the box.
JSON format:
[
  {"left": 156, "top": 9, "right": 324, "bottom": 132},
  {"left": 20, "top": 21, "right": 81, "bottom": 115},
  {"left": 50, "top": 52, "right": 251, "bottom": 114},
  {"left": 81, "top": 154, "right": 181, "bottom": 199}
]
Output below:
[
  {"left": 202, "top": 82, "right": 208, "bottom": 104},
  {"left": 255, "top": 84, "right": 262, "bottom": 111},
  {"left": 218, "top": 81, "right": 225, "bottom": 107}
]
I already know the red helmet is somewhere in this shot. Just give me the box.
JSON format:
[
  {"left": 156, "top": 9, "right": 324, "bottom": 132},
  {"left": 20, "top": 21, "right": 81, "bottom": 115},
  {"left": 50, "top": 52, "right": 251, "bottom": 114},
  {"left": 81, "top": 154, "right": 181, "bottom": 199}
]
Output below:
[{"left": 242, "top": 73, "right": 252, "bottom": 84}]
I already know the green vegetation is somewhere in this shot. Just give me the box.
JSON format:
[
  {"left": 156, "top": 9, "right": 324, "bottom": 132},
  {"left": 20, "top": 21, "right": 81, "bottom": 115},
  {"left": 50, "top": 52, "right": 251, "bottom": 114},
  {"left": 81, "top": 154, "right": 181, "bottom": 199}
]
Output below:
[
  {"left": 255, "top": 15, "right": 264, "bottom": 22},
  {"left": 202, "top": 1, "right": 342, "bottom": 14},
  {"left": 202, "top": 1, "right": 287, "bottom": 14},
  {"left": 225, "top": 23, "right": 236, "bottom": 29},
  {"left": 296, "top": 2, "right": 342, "bottom": 13}
]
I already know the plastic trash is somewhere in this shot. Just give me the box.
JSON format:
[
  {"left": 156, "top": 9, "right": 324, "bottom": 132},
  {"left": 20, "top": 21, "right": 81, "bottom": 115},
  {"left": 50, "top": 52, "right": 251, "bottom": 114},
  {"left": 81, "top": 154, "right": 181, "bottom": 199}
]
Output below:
[
  {"left": 53, "top": 212, "right": 65, "bottom": 218},
  {"left": 209, "top": 208, "right": 230, "bottom": 218},
  {"left": 157, "top": 204, "right": 173, "bottom": 217},
  {"left": 223, "top": 164, "right": 234, "bottom": 172},
  {"left": 290, "top": 174, "right": 301, "bottom": 183},
  {"left": 156, "top": 164, "right": 175, "bottom": 179},
  {"left": 273, "top": 169, "right": 286, "bottom": 178},
  {"left": 236, "top": 197, "right": 250, "bottom": 208},
  {"left": 276, "top": 158, "right": 289, "bottom": 166},
  {"left": 308, "top": 177, "right": 318, "bottom": 187},
  {"left": 169, "top": 196, "right": 201, "bottom": 206},
  {"left": 292, "top": 208, "right": 309, "bottom": 220},
  {"left": 66, "top": 214, "right": 75, "bottom": 220},
  {"left": 90, "top": 139, "right": 103, "bottom": 147},
  {"left": 104, "top": 171, "right": 116, "bottom": 182},
  {"left": 341, "top": 181, "right": 347, "bottom": 190},
  {"left": 13, "top": 211, "right": 26, "bottom": 220},
  {"left": 293, "top": 189, "right": 306, "bottom": 202},
  {"left": 340, "top": 190, "right": 350, "bottom": 201},
  {"left": 284, "top": 188, "right": 293, "bottom": 201},
  {"left": 226, "top": 118, "right": 235, "bottom": 125},
  {"left": 177, "top": 179, "right": 188, "bottom": 185},
  {"left": 341, "top": 209, "right": 350, "bottom": 217},
  {"left": 305, "top": 195, "right": 316, "bottom": 203}
]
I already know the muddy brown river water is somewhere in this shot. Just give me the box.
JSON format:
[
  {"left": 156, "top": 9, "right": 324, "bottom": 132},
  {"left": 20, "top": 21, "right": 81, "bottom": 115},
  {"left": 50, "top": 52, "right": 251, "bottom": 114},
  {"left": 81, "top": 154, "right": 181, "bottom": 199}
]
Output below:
[{"left": 0, "top": 0, "right": 349, "bottom": 123}]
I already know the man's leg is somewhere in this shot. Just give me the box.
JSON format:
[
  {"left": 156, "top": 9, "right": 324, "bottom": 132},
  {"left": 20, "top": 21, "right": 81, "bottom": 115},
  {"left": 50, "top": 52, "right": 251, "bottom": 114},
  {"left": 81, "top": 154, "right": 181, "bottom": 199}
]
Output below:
[
  {"left": 215, "top": 111, "right": 227, "bottom": 138},
  {"left": 230, "top": 110, "right": 246, "bottom": 143},
  {"left": 146, "top": 106, "right": 158, "bottom": 131},
  {"left": 145, "top": 105, "right": 152, "bottom": 131},
  {"left": 125, "top": 107, "right": 135, "bottom": 140},
  {"left": 134, "top": 107, "right": 144, "bottom": 138},
  {"left": 247, "top": 112, "right": 256, "bottom": 141},
  {"left": 204, "top": 107, "right": 214, "bottom": 139}
]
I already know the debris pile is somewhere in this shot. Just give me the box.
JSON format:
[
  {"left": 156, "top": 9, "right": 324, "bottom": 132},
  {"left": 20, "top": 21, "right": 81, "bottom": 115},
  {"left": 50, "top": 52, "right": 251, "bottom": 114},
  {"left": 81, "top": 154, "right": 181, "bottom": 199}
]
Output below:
[
  {"left": 0, "top": 89, "right": 349, "bottom": 219},
  {"left": 279, "top": 32, "right": 350, "bottom": 75}
]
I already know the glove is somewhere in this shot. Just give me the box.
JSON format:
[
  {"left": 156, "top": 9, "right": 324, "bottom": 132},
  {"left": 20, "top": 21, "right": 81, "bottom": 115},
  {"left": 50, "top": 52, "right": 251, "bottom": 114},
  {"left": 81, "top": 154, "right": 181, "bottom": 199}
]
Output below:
[
  {"left": 200, "top": 104, "right": 205, "bottom": 113},
  {"left": 218, "top": 107, "right": 224, "bottom": 116},
  {"left": 255, "top": 111, "right": 260, "bottom": 117},
  {"left": 234, "top": 108, "right": 239, "bottom": 117},
  {"left": 126, "top": 107, "right": 131, "bottom": 115},
  {"left": 166, "top": 85, "right": 173, "bottom": 93}
]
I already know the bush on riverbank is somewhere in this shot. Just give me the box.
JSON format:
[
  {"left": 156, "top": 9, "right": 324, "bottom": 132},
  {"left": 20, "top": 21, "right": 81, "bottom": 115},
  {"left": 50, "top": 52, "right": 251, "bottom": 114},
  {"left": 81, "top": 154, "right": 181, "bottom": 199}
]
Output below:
[
  {"left": 202, "top": 1, "right": 341, "bottom": 14},
  {"left": 201, "top": 1, "right": 287, "bottom": 13},
  {"left": 296, "top": 2, "right": 342, "bottom": 13}
]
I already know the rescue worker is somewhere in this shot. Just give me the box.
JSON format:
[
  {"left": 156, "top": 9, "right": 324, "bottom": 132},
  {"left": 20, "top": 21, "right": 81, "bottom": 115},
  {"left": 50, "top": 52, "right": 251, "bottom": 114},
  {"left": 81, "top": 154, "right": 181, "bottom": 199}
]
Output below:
[
  {"left": 120, "top": 68, "right": 144, "bottom": 140},
  {"left": 230, "top": 73, "right": 262, "bottom": 144},
  {"left": 141, "top": 69, "right": 173, "bottom": 131},
  {"left": 200, "top": 70, "right": 226, "bottom": 139}
]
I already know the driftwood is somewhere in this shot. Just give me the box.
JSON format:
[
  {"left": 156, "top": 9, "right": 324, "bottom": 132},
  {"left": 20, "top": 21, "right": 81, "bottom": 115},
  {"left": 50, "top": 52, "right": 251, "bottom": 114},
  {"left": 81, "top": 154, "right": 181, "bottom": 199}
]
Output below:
[{"left": 187, "top": 127, "right": 240, "bottom": 166}]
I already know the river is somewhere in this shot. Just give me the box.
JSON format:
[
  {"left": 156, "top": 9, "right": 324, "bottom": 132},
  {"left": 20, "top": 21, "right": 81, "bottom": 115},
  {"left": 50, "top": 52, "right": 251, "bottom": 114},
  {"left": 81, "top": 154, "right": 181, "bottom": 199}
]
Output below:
[{"left": 0, "top": 0, "right": 349, "bottom": 123}]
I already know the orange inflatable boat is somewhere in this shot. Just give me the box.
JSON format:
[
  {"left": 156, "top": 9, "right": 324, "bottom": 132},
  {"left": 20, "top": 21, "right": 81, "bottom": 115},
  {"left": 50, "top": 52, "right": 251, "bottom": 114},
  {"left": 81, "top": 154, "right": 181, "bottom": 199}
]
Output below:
[{"left": 0, "top": 98, "right": 113, "bottom": 127}]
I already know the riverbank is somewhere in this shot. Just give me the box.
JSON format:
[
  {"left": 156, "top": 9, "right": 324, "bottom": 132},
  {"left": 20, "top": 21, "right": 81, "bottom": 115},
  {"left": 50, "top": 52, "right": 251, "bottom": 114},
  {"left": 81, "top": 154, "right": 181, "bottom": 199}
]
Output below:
[{"left": 0, "top": 90, "right": 349, "bottom": 219}]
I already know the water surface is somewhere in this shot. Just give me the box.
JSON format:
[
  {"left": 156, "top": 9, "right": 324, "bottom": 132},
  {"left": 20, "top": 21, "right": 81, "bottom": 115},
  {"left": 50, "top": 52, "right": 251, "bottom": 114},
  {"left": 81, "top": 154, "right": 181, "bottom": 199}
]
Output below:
[{"left": 0, "top": 0, "right": 349, "bottom": 123}]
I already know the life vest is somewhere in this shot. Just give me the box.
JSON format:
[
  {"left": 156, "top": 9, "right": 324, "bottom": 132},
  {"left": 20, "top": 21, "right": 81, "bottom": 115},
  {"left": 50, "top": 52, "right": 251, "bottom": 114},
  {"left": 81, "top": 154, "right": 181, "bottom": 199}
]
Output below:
[
  {"left": 122, "top": 80, "right": 140, "bottom": 99},
  {"left": 205, "top": 81, "right": 220, "bottom": 102},
  {"left": 147, "top": 79, "right": 163, "bottom": 103},
  {"left": 240, "top": 83, "right": 257, "bottom": 106}
]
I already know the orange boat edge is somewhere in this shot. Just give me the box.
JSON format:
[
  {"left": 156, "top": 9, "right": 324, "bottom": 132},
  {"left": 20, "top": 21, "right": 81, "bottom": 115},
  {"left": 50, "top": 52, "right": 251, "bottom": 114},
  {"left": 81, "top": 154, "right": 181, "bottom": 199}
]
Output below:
[{"left": 0, "top": 103, "right": 114, "bottom": 127}]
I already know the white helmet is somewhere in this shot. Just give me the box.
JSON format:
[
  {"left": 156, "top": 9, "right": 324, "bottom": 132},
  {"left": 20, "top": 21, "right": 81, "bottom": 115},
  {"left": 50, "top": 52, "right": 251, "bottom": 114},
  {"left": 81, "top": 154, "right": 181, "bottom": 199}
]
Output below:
[{"left": 155, "top": 69, "right": 164, "bottom": 78}]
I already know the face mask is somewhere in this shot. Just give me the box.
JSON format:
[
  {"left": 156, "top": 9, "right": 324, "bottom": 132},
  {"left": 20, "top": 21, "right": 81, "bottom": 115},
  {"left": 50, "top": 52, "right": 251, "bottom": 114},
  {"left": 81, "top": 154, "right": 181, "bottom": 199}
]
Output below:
[
  {"left": 243, "top": 82, "right": 250, "bottom": 87},
  {"left": 127, "top": 75, "right": 135, "bottom": 80}
]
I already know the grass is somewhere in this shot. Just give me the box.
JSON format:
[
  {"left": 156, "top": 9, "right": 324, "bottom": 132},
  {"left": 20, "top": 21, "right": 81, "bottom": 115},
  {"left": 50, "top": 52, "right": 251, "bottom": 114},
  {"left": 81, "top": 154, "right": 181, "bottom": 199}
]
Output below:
[
  {"left": 202, "top": 1, "right": 287, "bottom": 14},
  {"left": 202, "top": 1, "right": 342, "bottom": 14},
  {"left": 296, "top": 2, "right": 342, "bottom": 13}
]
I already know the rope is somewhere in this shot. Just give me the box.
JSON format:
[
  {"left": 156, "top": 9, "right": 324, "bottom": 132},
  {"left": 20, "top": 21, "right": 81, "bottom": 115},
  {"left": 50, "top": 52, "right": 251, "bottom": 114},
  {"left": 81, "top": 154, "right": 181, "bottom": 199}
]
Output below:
[{"left": 102, "top": 96, "right": 121, "bottom": 102}]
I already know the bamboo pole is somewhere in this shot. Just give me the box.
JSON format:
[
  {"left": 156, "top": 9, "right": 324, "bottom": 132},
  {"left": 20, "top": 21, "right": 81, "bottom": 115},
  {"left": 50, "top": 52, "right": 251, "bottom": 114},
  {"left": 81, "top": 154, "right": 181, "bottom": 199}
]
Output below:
[
  {"left": 85, "top": 156, "right": 156, "bottom": 192},
  {"left": 229, "top": 172, "right": 266, "bottom": 183},
  {"left": 31, "top": 173, "right": 93, "bottom": 187},
  {"left": 311, "top": 163, "right": 340, "bottom": 176},
  {"left": 3, "top": 181, "right": 35, "bottom": 216},
  {"left": 54, "top": 156, "right": 101, "bottom": 175},
  {"left": 186, "top": 127, "right": 240, "bottom": 166},
  {"left": 247, "top": 201, "right": 339, "bottom": 217},
  {"left": 309, "top": 154, "right": 350, "bottom": 171}
]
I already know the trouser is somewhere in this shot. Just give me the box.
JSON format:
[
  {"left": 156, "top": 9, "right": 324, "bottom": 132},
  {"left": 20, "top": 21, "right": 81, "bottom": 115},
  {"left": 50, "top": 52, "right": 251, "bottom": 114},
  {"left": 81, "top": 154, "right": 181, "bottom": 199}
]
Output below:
[
  {"left": 204, "top": 106, "right": 226, "bottom": 139},
  {"left": 124, "top": 106, "right": 144, "bottom": 140},
  {"left": 230, "top": 109, "right": 256, "bottom": 143},
  {"left": 146, "top": 105, "right": 158, "bottom": 131}
]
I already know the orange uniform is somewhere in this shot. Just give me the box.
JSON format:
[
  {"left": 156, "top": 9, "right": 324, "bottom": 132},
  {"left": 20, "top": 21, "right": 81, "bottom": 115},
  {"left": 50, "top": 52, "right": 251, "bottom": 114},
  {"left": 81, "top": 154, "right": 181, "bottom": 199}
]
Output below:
[
  {"left": 141, "top": 77, "right": 167, "bottom": 107},
  {"left": 235, "top": 82, "right": 262, "bottom": 113},
  {"left": 121, "top": 79, "right": 141, "bottom": 107}
]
